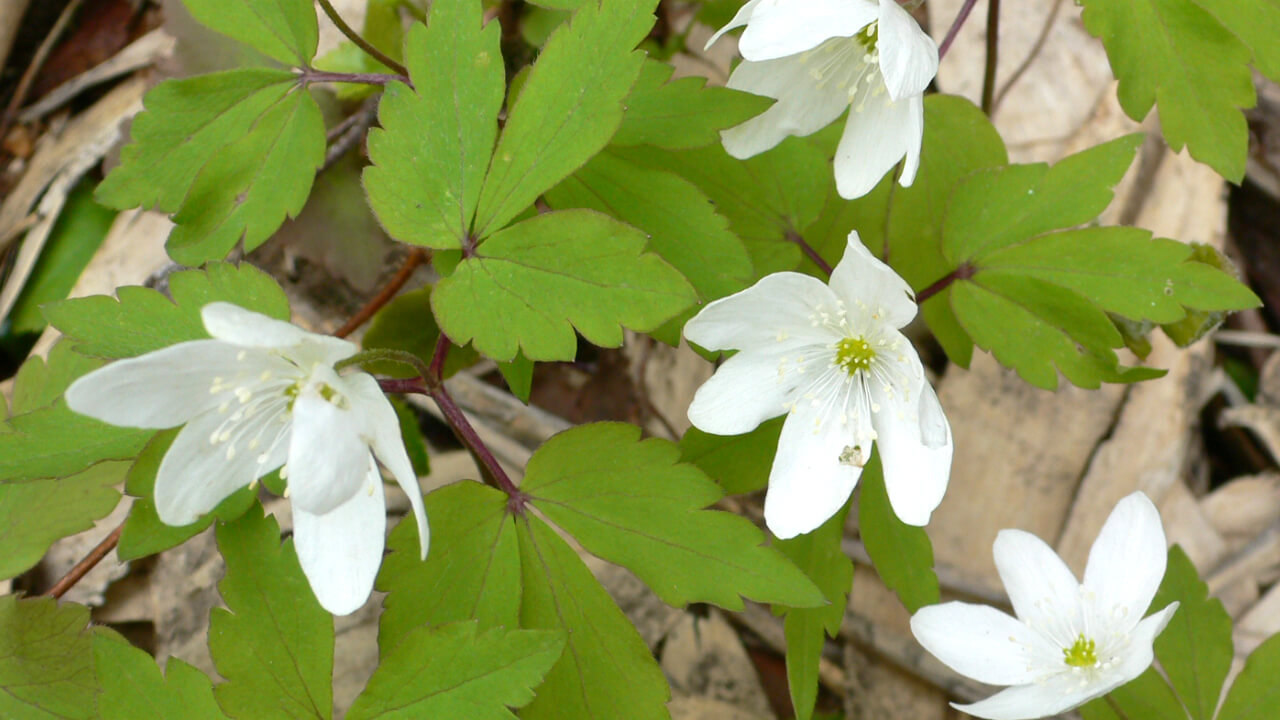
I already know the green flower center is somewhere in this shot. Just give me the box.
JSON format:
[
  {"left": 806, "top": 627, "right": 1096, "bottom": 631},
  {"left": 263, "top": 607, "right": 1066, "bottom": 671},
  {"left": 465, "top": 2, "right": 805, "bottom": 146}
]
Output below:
[
  {"left": 1063, "top": 635, "right": 1098, "bottom": 668},
  {"left": 854, "top": 22, "right": 879, "bottom": 53},
  {"left": 835, "top": 337, "right": 876, "bottom": 374}
]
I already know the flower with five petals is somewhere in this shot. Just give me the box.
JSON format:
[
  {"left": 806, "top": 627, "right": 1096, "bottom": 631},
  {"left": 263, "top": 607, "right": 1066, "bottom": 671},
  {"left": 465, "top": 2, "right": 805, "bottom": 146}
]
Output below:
[
  {"left": 65, "top": 302, "right": 429, "bottom": 615},
  {"left": 710, "top": 0, "right": 939, "bottom": 199},
  {"left": 910, "top": 492, "right": 1179, "bottom": 720},
  {"left": 683, "top": 232, "right": 952, "bottom": 538}
]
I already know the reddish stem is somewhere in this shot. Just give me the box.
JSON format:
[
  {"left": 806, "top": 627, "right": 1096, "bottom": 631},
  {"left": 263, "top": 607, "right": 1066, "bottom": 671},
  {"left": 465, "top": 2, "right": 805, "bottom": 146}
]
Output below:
[
  {"left": 786, "top": 231, "right": 833, "bottom": 276},
  {"left": 937, "top": 0, "right": 980, "bottom": 60},
  {"left": 915, "top": 262, "right": 975, "bottom": 304},
  {"left": 334, "top": 249, "right": 426, "bottom": 338},
  {"left": 44, "top": 524, "right": 122, "bottom": 599}
]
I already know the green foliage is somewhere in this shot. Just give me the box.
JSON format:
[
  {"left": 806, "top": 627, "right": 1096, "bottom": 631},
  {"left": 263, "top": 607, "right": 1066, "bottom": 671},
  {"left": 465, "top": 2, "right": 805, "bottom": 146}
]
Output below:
[
  {"left": 1192, "top": 0, "right": 1280, "bottom": 79},
  {"left": 94, "top": 629, "right": 227, "bottom": 720},
  {"left": 775, "top": 505, "right": 853, "bottom": 720},
  {"left": 432, "top": 210, "right": 695, "bottom": 362},
  {"left": 1219, "top": 633, "right": 1280, "bottom": 720},
  {"left": 857, "top": 454, "right": 939, "bottom": 612},
  {"left": 346, "top": 621, "right": 564, "bottom": 719},
  {"left": 364, "top": 1, "right": 504, "bottom": 249},
  {"left": 209, "top": 507, "right": 333, "bottom": 720},
  {"left": 1153, "top": 545, "right": 1233, "bottom": 720},
  {"left": 0, "top": 461, "right": 123, "bottom": 580},
  {"left": 1078, "top": 0, "right": 1259, "bottom": 179},
  {"left": 361, "top": 286, "right": 479, "bottom": 378},
  {"left": 516, "top": 515, "right": 671, "bottom": 720},
  {"left": 0, "top": 595, "right": 97, "bottom": 719},
  {"left": 471, "top": 0, "right": 659, "bottom": 236},
  {"left": 524, "top": 422, "right": 825, "bottom": 609},
  {"left": 678, "top": 417, "right": 783, "bottom": 495},
  {"left": 378, "top": 482, "right": 520, "bottom": 651},
  {"left": 46, "top": 262, "right": 290, "bottom": 359},
  {"left": 1079, "top": 667, "right": 1188, "bottom": 720},
  {"left": 181, "top": 0, "right": 318, "bottom": 65},
  {"left": 612, "top": 60, "right": 773, "bottom": 150},
  {"left": 313, "top": 0, "right": 403, "bottom": 100}
]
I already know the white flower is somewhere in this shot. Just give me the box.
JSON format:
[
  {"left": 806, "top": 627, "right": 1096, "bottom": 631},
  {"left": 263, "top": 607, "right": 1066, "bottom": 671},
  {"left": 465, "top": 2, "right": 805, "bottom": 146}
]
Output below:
[
  {"left": 683, "top": 232, "right": 952, "bottom": 538},
  {"left": 709, "top": 0, "right": 939, "bottom": 199},
  {"left": 909, "top": 492, "right": 1179, "bottom": 720},
  {"left": 65, "top": 302, "right": 429, "bottom": 616}
]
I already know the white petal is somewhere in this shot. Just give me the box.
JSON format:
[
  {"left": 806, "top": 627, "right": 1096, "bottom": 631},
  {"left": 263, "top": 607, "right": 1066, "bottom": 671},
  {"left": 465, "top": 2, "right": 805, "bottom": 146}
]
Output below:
[
  {"left": 737, "top": 0, "right": 878, "bottom": 61},
  {"left": 833, "top": 91, "right": 920, "bottom": 199},
  {"left": 64, "top": 340, "right": 241, "bottom": 428},
  {"left": 952, "top": 674, "right": 1109, "bottom": 720},
  {"left": 343, "top": 372, "right": 430, "bottom": 559},
  {"left": 202, "top": 302, "right": 357, "bottom": 362},
  {"left": 896, "top": 93, "right": 925, "bottom": 187},
  {"left": 684, "top": 272, "right": 840, "bottom": 352},
  {"left": 721, "top": 54, "right": 852, "bottom": 159},
  {"left": 1109, "top": 603, "right": 1178, "bottom": 682},
  {"left": 871, "top": 374, "right": 951, "bottom": 526},
  {"left": 705, "top": 0, "right": 764, "bottom": 49},
  {"left": 285, "top": 391, "right": 373, "bottom": 515},
  {"left": 828, "top": 232, "right": 917, "bottom": 328},
  {"left": 876, "top": 0, "right": 938, "bottom": 101},
  {"left": 687, "top": 349, "right": 805, "bottom": 435},
  {"left": 293, "top": 463, "right": 387, "bottom": 615},
  {"left": 910, "top": 602, "right": 1053, "bottom": 686},
  {"left": 993, "top": 529, "right": 1082, "bottom": 632},
  {"left": 154, "top": 410, "right": 265, "bottom": 525},
  {"left": 1082, "top": 492, "right": 1168, "bottom": 628},
  {"left": 764, "top": 395, "right": 862, "bottom": 538}
]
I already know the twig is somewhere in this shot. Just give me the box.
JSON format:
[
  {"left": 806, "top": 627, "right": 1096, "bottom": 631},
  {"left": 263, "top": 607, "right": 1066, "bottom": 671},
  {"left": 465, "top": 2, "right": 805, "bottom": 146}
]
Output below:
[
  {"left": 315, "top": 0, "right": 408, "bottom": 77},
  {"left": 980, "top": 0, "right": 1001, "bottom": 115},
  {"left": 300, "top": 69, "right": 407, "bottom": 87},
  {"left": 786, "top": 231, "right": 833, "bottom": 277},
  {"left": 333, "top": 249, "right": 426, "bottom": 338},
  {"left": 0, "top": 0, "right": 86, "bottom": 144},
  {"left": 991, "top": 0, "right": 1065, "bottom": 112},
  {"left": 915, "top": 262, "right": 975, "bottom": 305},
  {"left": 936, "top": 0, "right": 980, "bottom": 60},
  {"left": 44, "top": 523, "right": 122, "bottom": 599}
]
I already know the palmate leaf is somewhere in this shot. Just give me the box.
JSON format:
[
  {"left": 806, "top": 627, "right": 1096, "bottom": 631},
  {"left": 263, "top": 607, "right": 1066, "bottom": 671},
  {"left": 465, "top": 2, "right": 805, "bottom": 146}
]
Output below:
[
  {"left": 209, "top": 507, "right": 333, "bottom": 720},
  {"left": 678, "top": 417, "right": 782, "bottom": 495},
  {"left": 472, "top": 0, "right": 659, "bottom": 236},
  {"left": 95, "top": 629, "right": 227, "bottom": 720},
  {"left": 0, "top": 595, "right": 97, "bottom": 719},
  {"left": 612, "top": 59, "right": 773, "bottom": 150},
  {"left": 363, "top": 0, "right": 503, "bottom": 249},
  {"left": 0, "top": 461, "right": 123, "bottom": 580},
  {"left": 431, "top": 209, "right": 695, "bottom": 362},
  {"left": 858, "top": 454, "right": 939, "bottom": 613},
  {"left": 1218, "top": 633, "right": 1280, "bottom": 720},
  {"left": 181, "top": 0, "right": 318, "bottom": 66},
  {"left": 361, "top": 286, "right": 480, "bottom": 379},
  {"left": 1151, "top": 546, "right": 1233, "bottom": 720},
  {"left": 346, "top": 622, "right": 563, "bottom": 720},
  {"left": 1079, "top": 667, "right": 1187, "bottom": 720},
  {"left": 524, "top": 423, "right": 825, "bottom": 610},
  {"left": 1078, "top": 0, "right": 1261, "bottom": 179}
]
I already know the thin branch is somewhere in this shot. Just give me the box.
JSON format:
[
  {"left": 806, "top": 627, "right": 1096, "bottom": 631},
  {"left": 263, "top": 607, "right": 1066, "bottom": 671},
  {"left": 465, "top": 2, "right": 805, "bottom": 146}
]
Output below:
[
  {"left": 427, "top": 332, "right": 450, "bottom": 384},
  {"left": 429, "top": 382, "right": 525, "bottom": 502},
  {"left": 992, "top": 0, "right": 1065, "bottom": 111},
  {"left": 980, "top": 0, "right": 1001, "bottom": 114},
  {"left": 300, "top": 68, "right": 407, "bottom": 87},
  {"left": 44, "top": 523, "right": 122, "bottom": 599},
  {"left": 937, "top": 0, "right": 980, "bottom": 60},
  {"left": 315, "top": 0, "right": 408, "bottom": 77},
  {"left": 0, "top": 0, "right": 86, "bottom": 144},
  {"left": 321, "top": 97, "right": 379, "bottom": 172},
  {"left": 333, "top": 249, "right": 426, "bottom": 338},
  {"left": 786, "top": 231, "right": 833, "bottom": 277},
  {"left": 915, "top": 262, "right": 975, "bottom": 305}
]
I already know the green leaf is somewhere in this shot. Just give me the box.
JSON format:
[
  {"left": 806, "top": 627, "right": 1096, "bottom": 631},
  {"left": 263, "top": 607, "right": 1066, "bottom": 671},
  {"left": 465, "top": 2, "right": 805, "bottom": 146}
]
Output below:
[
  {"left": 312, "top": 0, "right": 403, "bottom": 100},
  {"left": 545, "top": 148, "right": 752, "bottom": 341},
  {"left": 117, "top": 430, "right": 256, "bottom": 562},
  {"left": 775, "top": 505, "right": 853, "bottom": 720},
  {"left": 524, "top": 422, "right": 825, "bottom": 609},
  {"left": 472, "top": 0, "right": 658, "bottom": 235},
  {"left": 45, "top": 262, "right": 290, "bottom": 359},
  {"left": 857, "top": 453, "right": 938, "bottom": 612},
  {"left": 431, "top": 209, "right": 695, "bottom": 362},
  {"left": 181, "top": 0, "right": 318, "bottom": 65},
  {"left": 1218, "top": 632, "right": 1280, "bottom": 720},
  {"left": 377, "top": 482, "right": 519, "bottom": 652},
  {"left": 1152, "top": 545, "right": 1232, "bottom": 720},
  {"left": 391, "top": 398, "right": 430, "bottom": 476},
  {"left": 360, "top": 286, "right": 480, "bottom": 378},
  {"left": 346, "top": 621, "right": 563, "bottom": 719},
  {"left": 166, "top": 88, "right": 325, "bottom": 264},
  {"left": 516, "top": 515, "right": 671, "bottom": 720},
  {"left": 96, "top": 69, "right": 297, "bottom": 212},
  {"left": 10, "top": 339, "right": 106, "bottom": 413},
  {"left": 209, "top": 506, "right": 333, "bottom": 720},
  {"left": 94, "top": 629, "right": 228, "bottom": 720},
  {"left": 0, "top": 595, "right": 97, "bottom": 719},
  {"left": 1191, "top": 0, "right": 1280, "bottom": 80},
  {"left": 1078, "top": 0, "right": 1256, "bottom": 179},
  {"left": 498, "top": 352, "right": 534, "bottom": 403},
  {"left": 678, "top": 417, "right": 782, "bottom": 495},
  {"left": 7, "top": 180, "right": 114, "bottom": 335},
  {"left": 1079, "top": 667, "right": 1187, "bottom": 720},
  {"left": 364, "top": 1, "right": 504, "bottom": 249},
  {"left": 612, "top": 59, "right": 773, "bottom": 150},
  {"left": 0, "top": 461, "right": 123, "bottom": 580}
]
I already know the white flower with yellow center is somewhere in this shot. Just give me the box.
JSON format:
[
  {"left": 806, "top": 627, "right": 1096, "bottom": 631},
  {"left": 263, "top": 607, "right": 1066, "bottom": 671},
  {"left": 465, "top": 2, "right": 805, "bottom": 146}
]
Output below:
[
  {"left": 684, "top": 232, "right": 951, "bottom": 538},
  {"left": 709, "top": 0, "right": 939, "bottom": 199},
  {"left": 65, "top": 302, "right": 429, "bottom": 616},
  {"left": 910, "top": 492, "right": 1179, "bottom": 720}
]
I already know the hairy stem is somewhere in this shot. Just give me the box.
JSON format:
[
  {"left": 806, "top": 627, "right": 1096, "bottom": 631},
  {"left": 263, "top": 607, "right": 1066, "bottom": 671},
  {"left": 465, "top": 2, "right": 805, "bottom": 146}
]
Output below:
[
  {"left": 786, "top": 231, "right": 833, "bottom": 277},
  {"left": 915, "top": 262, "right": 975, "bottom": 304},
  {"left": 937, "top": 0, "right": 980, "bottom": 60},
  {"left": 334, "top": 249, "right": 426, "bottom": 338},
  {"left": 315, "top": 0, "right": 408, "bottom": 77},
  {"left": 981, "top": 0, "right": 1000, "bottom": 114}
]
